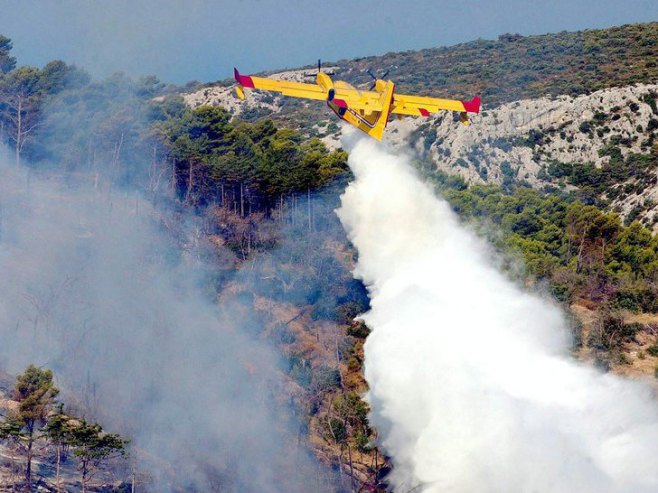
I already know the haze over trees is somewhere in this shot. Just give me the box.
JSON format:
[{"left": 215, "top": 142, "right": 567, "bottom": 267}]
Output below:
[{"left": 0, "top": 38, "right": 89, "bottom": 168}]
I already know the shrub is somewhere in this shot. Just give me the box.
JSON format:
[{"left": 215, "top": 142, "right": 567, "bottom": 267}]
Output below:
[
  {"left": 648, "top": 118, "right": 658, "bottom": 132},
  {"left": 500, "top": 161, "right": 515, "bottom": 178},
  {"left": 327, "top": 418, "right": 347, "bottom": 443},
  {"left": 270, "top": 323, "right": 296, "bottom": 344},
  {"left": 590, "top": 313, "right": 640, "bottom": 351},
  {"left": 617, "top": 352, "right": 631, "bottom": 365},
  {"left": 647, "top": 343, "right": 658, "bottom": 357},
  {"left": 347, "top": 321, "right": 371, "bottom": 339},
  {"left": 288, "top": 355, "right": 313, "bottom": 388},
  {"left": 347, "top": 357, "right": 361, "bottom": 372},
  {"left": 313, "top": 366, "right": 342, "bottom": 393},
  {"left": 579, "top": 121, "right": 592, "bottom": 133}
]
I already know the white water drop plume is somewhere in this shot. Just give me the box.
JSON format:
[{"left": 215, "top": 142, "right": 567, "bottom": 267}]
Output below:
[{"left": 336, "top": 138, "right": 658, "bottom": 493}]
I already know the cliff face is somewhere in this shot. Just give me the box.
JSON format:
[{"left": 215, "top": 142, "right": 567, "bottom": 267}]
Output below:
[
  {"left": 395, "top": 83, "right": 658, "bottom": 226},
  {"left": 401, "top": 83, "right": 658, "bottom": 186}
]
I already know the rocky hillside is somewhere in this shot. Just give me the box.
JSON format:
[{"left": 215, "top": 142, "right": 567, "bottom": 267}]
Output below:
[
  {"left": 402, "top": 84, "right": 658, "bottom": 222},
  {"left": 405, "top": 83, "right": 657, "bottom": 179}
]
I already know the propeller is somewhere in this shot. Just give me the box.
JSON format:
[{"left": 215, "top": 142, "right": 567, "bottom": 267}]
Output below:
[
  {"left": 367, "top": 68, "right": 390, "bottom": 90},
  {"left": 305, "top": 59, "right": 335, "bottom": 77}
]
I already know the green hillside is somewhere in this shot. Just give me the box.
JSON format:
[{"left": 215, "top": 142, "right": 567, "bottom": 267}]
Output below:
[{"left": 331, "top": 22, "right": 658, "bottom": 107}]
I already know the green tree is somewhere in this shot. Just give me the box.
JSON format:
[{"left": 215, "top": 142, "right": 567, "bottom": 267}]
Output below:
[
  {"left": 156, "top": 105, "right": 232, "bottom": 201},
  {"left": 154, "top": 104, "right": 348, "bottom": 214},
  {"left": 0, "top": 35, "right": 16, "bottom": 74},
  {"left": 37, "top": 60, "right": 90, "bottom": 94},
  {"left": 43, "top": 405, "right": 74, "bottom": 493},
  {"left": 68, "top": 419, "right": 128, "bottom": 493},
  {"left": 0, "top": 365, "right": 59, "bottom": 490},
  {"left": 565, "top": 203, "right": 620, "bottom": 274},
  {"left": 39, "top": 72, "right": 150, "bottom": 178},
  {"left": 0, "top": 66, "right": 43, "bottom": 167}
]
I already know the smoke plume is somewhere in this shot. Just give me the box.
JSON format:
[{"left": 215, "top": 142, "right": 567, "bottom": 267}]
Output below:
[
  {"left": 0, "top": 149, "right": 320, "bottom": 491},
  {"left": 336, "top": 138, "right": 658, "bottom": 493}
]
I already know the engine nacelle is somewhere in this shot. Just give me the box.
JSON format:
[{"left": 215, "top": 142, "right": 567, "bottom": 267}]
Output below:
[
  {"left": 316, "top": 73, "right": 335, "bottom": 101},
  {"left": 374, "top": 79, "right": 387, "bottom": 92}
]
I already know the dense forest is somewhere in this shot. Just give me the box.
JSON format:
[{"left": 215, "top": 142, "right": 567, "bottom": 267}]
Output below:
[{"left": 1, "top": 20, "right": 658, "bottom": 491}]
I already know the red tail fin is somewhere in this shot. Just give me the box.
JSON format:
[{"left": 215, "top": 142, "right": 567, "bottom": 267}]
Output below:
[
  {"left": 462, "top": 95, "right": 481, "bottom": 114},
  {"left": 233, "top": 67, "right": 255, "bottom": 88}
]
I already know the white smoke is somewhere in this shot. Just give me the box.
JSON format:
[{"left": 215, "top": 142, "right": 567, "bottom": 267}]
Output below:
[
  {"left": 0, "top": 155, "right": 323, "bottom": 491},
  {"left": 336, "top": 138, "right": 658, "bottom": 493}
]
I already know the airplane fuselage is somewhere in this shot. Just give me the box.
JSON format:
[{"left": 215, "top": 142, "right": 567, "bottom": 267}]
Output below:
[{"left": 320, "top": 73, "right": 395, "bottom": 140}]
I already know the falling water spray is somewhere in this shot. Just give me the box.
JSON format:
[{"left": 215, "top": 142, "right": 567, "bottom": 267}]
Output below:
[{"left": 336, "top": 138, "right": 658, "bottom": 493}]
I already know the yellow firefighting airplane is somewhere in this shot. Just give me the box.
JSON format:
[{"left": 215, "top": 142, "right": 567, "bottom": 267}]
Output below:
[{"left": 234, "top": 65, "right": 481, "bottom": 140}]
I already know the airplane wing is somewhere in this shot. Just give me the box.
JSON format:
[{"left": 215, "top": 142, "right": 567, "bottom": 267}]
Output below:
[
  {"left": 327, "top": 85, "right": 481, "bottom": 118},
  {"left": 391, "top": 93, "right": 481, "bottom": 118},
  {"left": 331, "top": 89, "right": 481, "bottom": 127},
  {"left": 234, "top": 68, "right": 327, "bottom": 101},
  {"left": 235, "top": 68, "right": 384, "bottom": 109}
]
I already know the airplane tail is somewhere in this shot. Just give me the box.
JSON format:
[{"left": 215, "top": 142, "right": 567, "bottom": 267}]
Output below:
[
  {"left": 233, "top": 67, "right": 255, "bottom": 99},
  {"left": 459, "top": 95, "right": 481, "bottom": 125},
  {"left": 461, "top": 95, "right": 481, "bottom": 114},
  {"left": 233, "top": 68, "right": 254, "bottom": 88}
]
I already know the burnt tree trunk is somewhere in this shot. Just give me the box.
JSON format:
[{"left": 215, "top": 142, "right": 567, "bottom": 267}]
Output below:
[{"left": 15, "top": 94, "right": 21, "bottom": 169}]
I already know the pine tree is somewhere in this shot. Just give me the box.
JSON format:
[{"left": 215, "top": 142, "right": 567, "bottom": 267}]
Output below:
[
  {"left": 0, "top": 365, "right": 59, "bottom": 490},
  {"left": 69, "top": 419, "right": 128, "bottom": 493}
]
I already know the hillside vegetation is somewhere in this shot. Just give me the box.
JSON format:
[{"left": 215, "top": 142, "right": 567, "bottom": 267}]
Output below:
[
  {"left": 328, "top": 22, "right": 658, "bottom": 108},
  {"left": 401, "top": 83, "right": 658, "bottom": 223},
  {"left": 202, "top": 22, "right": 658, "bottom": 132}
]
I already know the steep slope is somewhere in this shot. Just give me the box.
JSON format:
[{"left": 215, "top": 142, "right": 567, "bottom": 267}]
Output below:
[{"left": 4, "top": 20, "right": 658, "bottom": 491}]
